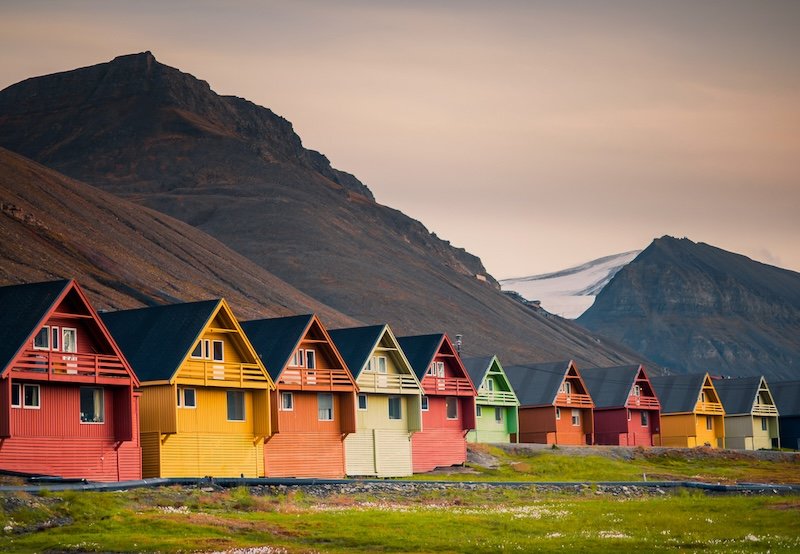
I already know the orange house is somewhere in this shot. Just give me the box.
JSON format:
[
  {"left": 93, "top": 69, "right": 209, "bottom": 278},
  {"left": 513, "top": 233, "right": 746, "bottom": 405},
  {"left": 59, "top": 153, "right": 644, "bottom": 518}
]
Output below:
[
  {"left": 505, "top": 360, "right": 595, "bottom": 445},
  {"left": 241, "top": 314, "right": 357, "bottom": 477}
]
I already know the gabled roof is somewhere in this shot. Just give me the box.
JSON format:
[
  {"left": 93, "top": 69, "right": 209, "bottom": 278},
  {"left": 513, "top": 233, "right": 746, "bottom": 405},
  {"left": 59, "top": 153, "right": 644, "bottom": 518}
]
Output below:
[
  {"left": 102, "top": 299, "right": 221, "bottom": 383},
  {"left": 241, "top": 314, "right": 314, "bottom": 382},
  {"left": 771, "top": 380, "right": 800, "bottom": 417},
  {"left": 581, "top": 365, "right": 643, "bottom": 409},
  {"left": 397, "top": 334, "right": 447, "bottom": 382},
  {"left": 650, "top": 373, "right": 709, "bottom": 414},
  {"left": 0, "top": 280, "right": 72, "bottom": 375},
  {"left": 504, "top": 361, "right": 574, "bottom": 407},
  {"left": 462, "top": 356, "right": 496, "bottom": 389},
  {"left": 713, "top": 376, "right": 770, "bottom": 416},
  {"left": 329, "top": 325, "right": 386, "bottom": 379}
]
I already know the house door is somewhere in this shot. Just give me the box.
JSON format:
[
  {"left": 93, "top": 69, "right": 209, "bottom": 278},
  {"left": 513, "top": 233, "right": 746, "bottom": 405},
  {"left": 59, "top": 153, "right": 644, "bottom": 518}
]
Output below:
[{"left": 62, "top": 328, "right": 78, "bottom": 373}]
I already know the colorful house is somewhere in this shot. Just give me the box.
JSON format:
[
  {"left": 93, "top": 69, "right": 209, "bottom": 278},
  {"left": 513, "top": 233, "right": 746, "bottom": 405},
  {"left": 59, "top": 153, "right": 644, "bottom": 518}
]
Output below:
[
  {"left": 0, "top": 280, "right": 140, "bottom": 481},
  {"left": 241, "top": 314, "right": 357, "bottom": 478},
  {"left": 505, "top": 361, "right": 595, "bottom": 445},
  {"left": 713, "top": 376, "right": 780, "bottom": 450},
  {"left": 772, "top": 380, "right": 800, "bottom": 451},
  {"left": 397, "top": 334, "right": 476, "bottom": 473},
  {"left": 329, "top": 324, "right": 423, "bottom": 477},
  {"left": 462, "top": 356, "right": 519, "bottom": 443},
  {"left": 581, "top": 365, "right": 661, "bottom": 446},
  {"left": 650, "top": 373, "right": 725, "bottom": 448},
  {"left": 102, "top": 299, "right": 273, "bottom": 478}
]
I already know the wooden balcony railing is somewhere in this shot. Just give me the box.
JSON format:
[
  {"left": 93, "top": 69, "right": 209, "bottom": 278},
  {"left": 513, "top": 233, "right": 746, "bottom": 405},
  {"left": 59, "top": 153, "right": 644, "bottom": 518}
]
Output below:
[
  {"left": 358, "top": 372, "right": 419, "bottom": 393},
  {"left": 279, "top": 367, "right": 353, "bottom": 390},
  {"left": 752, "top": 404, "right": 779, "bottom": 415},
  {"left": 181, "top": 360, "right": 269, "bottom": 387},
  {"left": 555, "top": 392, "right": 593, "bottom": 407},
  {"left": 423, "top": 376, "right": 474, "bottom": 396},
  {"left": 627, "top": 395, "right": 660, "bottom": 409},
  {"left": 477, "top": 390, "right": 518, "bottom": 405},
  {"left": 696, "top": 401, "right": 725, "bottom": 414},
  {"left": 12, "top": 351, "right": 130, "bottom": 382}
]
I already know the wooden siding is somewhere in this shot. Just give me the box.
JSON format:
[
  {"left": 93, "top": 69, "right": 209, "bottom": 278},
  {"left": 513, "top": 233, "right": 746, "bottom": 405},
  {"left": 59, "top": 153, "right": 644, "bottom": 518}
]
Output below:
[
  {"left": 157, "top": 432, "right": 264, "bottom": 477},
  {"left": 412, "top": 428, "right": 466, "bottom": 473},
  {"left": 518, "top": 405, "right": 592, "bottom": 445},
  {"left": 139, "top": 384, "right": 178, "bottom": 434},
  {"left": 656, "top": 413, "right": 725, "bottom": 448},
  {"left": 274, "top": 391, "right": 351, "bottom": 433},
  {"left": 467, "top": 405, "right": 518, "bottom": 443},
  {"left": 593, "top": 408, "right": 660, "bottom": 446},
  {"left": 141, "top": 431, "right": 161, "bottom": 478},
  {"left": 724, "top": 415, "right": 779, "bottom": 450},
  {"left": 265, "top": 431, "right": 345, "bottom": 477}
]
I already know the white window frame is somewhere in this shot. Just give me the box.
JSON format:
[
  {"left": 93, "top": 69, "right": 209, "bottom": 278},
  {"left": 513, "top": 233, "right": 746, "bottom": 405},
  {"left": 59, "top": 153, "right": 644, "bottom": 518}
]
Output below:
[
  {"left": 388, "top": 396, "right": 402, "bottom": 420},
  {"left": 212, "top": 340, "right": 224, "bottom": 362},
  {"left": 178, "top": 387, "right": 197, "bottom": 409},
  {"left": 11, "top": 383, "right": 21, "bottom": 408},
  {"left": 487, "top": 379, "right": 494, "bottom": 392},
  {"left": 476, "top": 405, "right": 482, "bottom": 417},
  {"left": 23, "top": 384, "right": 40, "bottom": 409},
  {"left": 318, "top": 393, "right": 334, "bottom": 421},
  {"left": 280, "top": 391, "right": 294, "bottom": 411},
  {"left": 627, "top": 409, "right": 632, "bottom": 421},
  {"left": 421, "top": 396, "right": 429, "bottom": 411},
  {"left": 561, "top": 381, "right": 572, "bottom": 395},
  {"left": 571, "top": 409, "right": 580, "bottom": 426},
  {"left": 51, "top": 326, "right": 60, "bottom": 351},
  {"left": 640, "top": 410, "right": 649, "bottom": 427},
  {"left": 761, "top": 417, "right": 768, "bottom": 431},
  {"left": 436, "top": 361, "right": 445, "bottom": 378},
  {"left": 445, "top": 396, "right": 458, "bottom": 420},
  {"left": 61, "top": 327, "right": 77, "bottom": 354},
  {"left": 375, "top": 356, "right": 387, "bottom": 374},
  {"left": 706, "top": 415, "right": 713, "bottom": 430},
  {"left": 305, "top": 349, "right": 316, "bottom": 369},
  {"left": 427, "top": 363, "right": 436, "bottom": 376},
  {"left": 555, "top": 407, "right": 561, "bottom": 420},
  {"left": 357, "top": 393, "right": 368, "bottom": 411},
  {"left": 33, "top": 326, "right": 50, "bottom": 350},
  {"left": 226, "top": 390, "right": 246, "bottom": 422},
  {"left": 80, "top": 387, "right": 105, "bottom": 424},
  {"left": 632, "top": 384, "right": 642, "bottom": 397},
  {"left": 292, "top": 349, "right": 305, "bottom": 368},
  {"left": 495, "top": 407, "right": 503, "bottom": 422}
]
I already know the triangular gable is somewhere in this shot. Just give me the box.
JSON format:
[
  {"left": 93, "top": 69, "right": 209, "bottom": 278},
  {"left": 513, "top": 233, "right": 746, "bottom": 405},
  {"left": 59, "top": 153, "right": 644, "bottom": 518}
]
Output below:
[
  {"left": 753, "top": 377, "right": 778, "bottom": 414},
  {"left": 330, "top": 324, "right": 420, "bottom": 387},
  {"left": 651, "top": 373, "right": 708, "bottom": 414},
  {"left": 696, "top": 373, "right": 722, "bottom": 411},
  {"left": 397, "top": 333, "right": 475, "bottom": 393},
  {"left": 1, "top": 280, "right": 139, "bottom": 386},
  {"left": 713, "top": 376, "right": 771, "bottom": 416},
  {"left": 463, "top": 355, "right": 519, "bottom": 404},
  {"left": 505, "top": 361, "right": 572, "bottom": 407},
  {"left": 772, "top": 379, "right": 800, "bottom": 417}
]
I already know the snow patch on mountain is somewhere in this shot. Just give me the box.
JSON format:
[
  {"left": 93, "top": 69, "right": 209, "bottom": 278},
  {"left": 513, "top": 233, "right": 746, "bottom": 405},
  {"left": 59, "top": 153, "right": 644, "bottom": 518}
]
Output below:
[{"left": 500, "top": 250, "right": 641, "bottom": 319}]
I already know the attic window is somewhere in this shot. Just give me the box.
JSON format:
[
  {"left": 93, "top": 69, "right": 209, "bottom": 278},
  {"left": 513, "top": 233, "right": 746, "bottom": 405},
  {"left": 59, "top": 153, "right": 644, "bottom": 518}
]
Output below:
[
  {"left": 632, "top": 385, "right": 641, "bottom": 396},
  {"left": 487, "top": 379, "right": 495, "bottom": 392},
  {"left": 33, "top": 327, "right": 50, "bottom": 350},
  {"left": 191, "top": 339, "right": 211, "bottom": 359},
  {"left": 212, "top": 340, "right": 224, "bottom": 362},
  {"left": 306, "top": 349, "right": 316, "bottom": 369},
  {"left": 370, "top": 356, "right": 387, "bottom": 373}
]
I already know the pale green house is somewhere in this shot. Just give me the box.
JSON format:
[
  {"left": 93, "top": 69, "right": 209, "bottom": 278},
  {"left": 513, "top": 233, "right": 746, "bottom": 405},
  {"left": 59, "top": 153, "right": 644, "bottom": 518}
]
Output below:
[
  {"left": 714, "top": 376, "right": 780, "bottom": 450},
  {"left": 330, "top": 324, "right": 423, "bottom": 477},
  {"left": 463, "top": 356, "right": 519, "bottom": 443}
]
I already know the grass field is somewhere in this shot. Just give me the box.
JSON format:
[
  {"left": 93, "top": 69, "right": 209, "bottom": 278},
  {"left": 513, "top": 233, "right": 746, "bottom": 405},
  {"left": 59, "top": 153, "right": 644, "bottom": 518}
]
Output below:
[{"left": 1, "top": 485, "right": 799, "bottom": 553}]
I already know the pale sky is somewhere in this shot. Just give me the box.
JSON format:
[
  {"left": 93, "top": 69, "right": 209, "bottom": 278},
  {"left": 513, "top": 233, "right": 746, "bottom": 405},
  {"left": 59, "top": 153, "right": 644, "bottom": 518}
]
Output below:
[{"left": 2, "top": 0, "right": 799, "bottom": 277}]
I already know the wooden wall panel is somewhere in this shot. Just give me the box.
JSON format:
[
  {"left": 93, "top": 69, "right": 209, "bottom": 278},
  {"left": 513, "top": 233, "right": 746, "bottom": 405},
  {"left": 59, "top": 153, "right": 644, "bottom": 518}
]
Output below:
[
  {"left": 140, "top": 431, "right": 161, "bottom": 478},
  {"left": 11, "top": 383, "right": 116, "bottom": 439},
  {"left": 374, "top": 429, "right": 413, "bottom": 477},
  {"left": 159, "top": 433, "right": 264, "bottom": 477},
  {"left": 264, "top": 431, "right": 345, "bottom": 478},
  {"left": 139, "top": 385, "right": 177, "bottom": 434},
  {"left": 411, "top": 428, "right": 466, "bottom": 473}
]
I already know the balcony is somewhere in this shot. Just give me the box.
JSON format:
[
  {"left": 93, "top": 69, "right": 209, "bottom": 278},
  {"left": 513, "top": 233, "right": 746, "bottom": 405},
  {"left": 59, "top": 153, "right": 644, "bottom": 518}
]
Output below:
[
  {"left": 696, "top": 401, "right": 725, "bottom": 414},
  {"left": 279, "top": 367, "right": 353, "bottom": 390},
  {"left": 627, "top": 395, "right": 660, "bottom": 409},
  {"left": 555, "top": 392, "right": 593, "bottom": 407},
  {"left": 357, "top": 372, "right": 419, "bottom": 394},
  {"left": 423, "top": 376, "right": 474, "bottom": 396},
  {"left": 12, "top": 350, "right": 131, "bottom": 384},
  {"left": 752, "top": 403, "right": 779, "bottom": 415},
  {"left": 181, "top": 360, "right": 270, "bottom": 388},
  {"left": 477, "top": 390, "right": 519, "bottom": 405}
]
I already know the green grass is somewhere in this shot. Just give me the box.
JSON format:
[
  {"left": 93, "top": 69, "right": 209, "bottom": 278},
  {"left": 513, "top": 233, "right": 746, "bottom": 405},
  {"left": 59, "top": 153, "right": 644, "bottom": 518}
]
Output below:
[{"left": 1, "top": 486, "right": 799, "bottom": 552}]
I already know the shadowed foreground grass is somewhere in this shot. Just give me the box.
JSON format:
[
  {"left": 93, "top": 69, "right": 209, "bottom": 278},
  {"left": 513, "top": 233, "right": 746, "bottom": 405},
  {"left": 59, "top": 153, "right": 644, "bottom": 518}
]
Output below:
[{"left": 1, "top": 486, "right": 799, "bottom": 553}]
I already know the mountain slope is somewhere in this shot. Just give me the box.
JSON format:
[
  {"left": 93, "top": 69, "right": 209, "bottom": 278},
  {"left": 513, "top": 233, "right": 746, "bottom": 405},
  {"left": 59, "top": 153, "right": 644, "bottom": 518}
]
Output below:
[
  {"left": 501, "top": 250, "right": 641, "bottom": 318},
  {"left": 0, "top": 147, "right": 356, "bottom": 325},
  {"left": 0, "top": 52, "right": 648, "bottom": 366},
  {"left": 578, "top": 236, "right": 800, "bottom": 380}
]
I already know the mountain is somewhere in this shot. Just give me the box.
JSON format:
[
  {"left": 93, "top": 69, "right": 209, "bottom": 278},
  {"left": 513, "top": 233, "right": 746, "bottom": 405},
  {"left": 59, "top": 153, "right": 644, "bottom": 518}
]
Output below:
[
  {"left": 0, "top": 146, "right": 356, "bottom": 325},
  {"left": 578, "top": 236, "right": 800, "bottom": 380},
  {"left": 500, "top": 250, "right": 641, "bottom": 319},
  {"left": 0, "top": 52, "right": 648, "bottom": 367}
]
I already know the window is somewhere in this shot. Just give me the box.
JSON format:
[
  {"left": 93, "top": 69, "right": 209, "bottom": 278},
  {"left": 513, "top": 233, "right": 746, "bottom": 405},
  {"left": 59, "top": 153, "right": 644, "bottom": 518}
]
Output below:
[
  {"left": 388, "top": 396, "right": 401, "bottom": 420},
  {"left": 61, "top": 328, "right": 77, "bottom": 353},
  {"left": 318, "top": 393, "right": 333, "bottom": 421},
  {"left": 427, "top": 363, "right": 436, "bottom": 376},
  {"left": 571, "top": 409, "right": 580, "bottom": 426},
  {"left": 227, "top": 391, "right": 245, "bottom": 421},
  {"left": 476, "top": 405, "right": 482, "bottom": 417},
  {"left": 281, "top": 392, "right": 293, "bottom": 411},
  {"left": 555, "top": 407, "right": 561, "bottom": 420},
  {"left": 627, "top": 409, "right": 632, "bottom": 421},
  {"left": 421, "top": 396, "right": 429, "bottom": 411},
  {"left": 23, "top": 384, "right": 40, "bottom": 409},
  {"left": 632, "top": 384, "right": 641, "bottom": 396},
  {"left": 375, "top": 356, "right": 387, "bottom": 374},
  {"left": 562, "top": 381, "right": 572, "bottom": 395},
  {"left": 487, "top": 379, "right": 494, "bottom": 392},
  {"left": 80, "top": 387, "right": 104, "bottom": 423},
  {"left": 292, "top": 349, "right": 305, "bottom": 367},
  {"left": 358, "top": 393, "right": 368, "bottom": 410},
  {"left": 178, "top": 388, "right": 196, "bottom": 408},
  {"left": 436, "top": 362, "right": 445, "bottom": 377},
  {"left": 495, "top": 407, "right": 503, "bottom": 422},
  {"left": 705, "top": 416, "right": 713, "bottom": 430},
  {"left": 446, "top": 396, "right": 458, "bottom": 419},
  {"left": 51, "top": 327, "right": 60, "bottom": 351},
  {"left": 761, "top": 417, "right": 768, "bottom": 431},
  {"left": 33, "top": 327, "right": 49, "bottom": 350},
  {"left": 11, "top": 383, "right": 20, "bottom": 408},
  {"left": 640, "top": 411, "right": 648, "bottom": 427},
  {"left": 191, "top": 341, "right": 203, "bottom": 358},
  {"left": 700, "top": 391, "right": 706, "bottom": 403},
  {"left": 305, "top": 349, "right": 316, "bottom": 369},
  {"left": 212, "top": 340, "right": 224, "bottom": 362}
]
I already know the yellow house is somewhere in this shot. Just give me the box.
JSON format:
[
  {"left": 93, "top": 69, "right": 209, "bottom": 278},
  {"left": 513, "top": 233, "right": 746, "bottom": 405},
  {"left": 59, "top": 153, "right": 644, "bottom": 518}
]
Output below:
[
  {"left": 102, "top": 299, "right": 274, "bottom": 477},
  {"left": 651, "top": 373, "right": 725, "bottom": 448}
]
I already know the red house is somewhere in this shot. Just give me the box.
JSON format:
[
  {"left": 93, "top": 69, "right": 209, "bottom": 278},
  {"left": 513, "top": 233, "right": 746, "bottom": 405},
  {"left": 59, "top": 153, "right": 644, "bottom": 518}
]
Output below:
[
  {"left": 505, "top": 360, "right": 594, "bottom": 445},
  {"left": 0, "top": 280, "right": 141, "bottom": 481},
  {"left": 581, "top": 365, "right": 661, "bottom": 446},
  {"left": 397, "top": 334, "right": 476, "bottom": 472}
]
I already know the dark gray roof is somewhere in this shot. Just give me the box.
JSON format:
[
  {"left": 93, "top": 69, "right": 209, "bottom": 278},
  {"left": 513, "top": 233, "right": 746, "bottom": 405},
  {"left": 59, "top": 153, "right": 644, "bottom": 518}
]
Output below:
[
  {"left": 0, "top": 280, "right": 71, "bottom": 375},
  {"left": 329, "top": 325, "right": 386, "bottom": 379},
  {"left": 581, "top": 365, "right": 642, "bottom": 409},
  {"left": 650, "top": 373, "right": 707, "bottom": 414},
  {"left": 101, "top": 300, "right": 220, "bottom": 383},
  {"left": 504, "top": 361, "right": 572, "bottom": 407},
  {"left": 713, "top": 376, "right": 765, "bottom": 416},
  {"left": 771, "top": 380, "right": 800, "bottom": 417},
  {"left": 241, "top": 315, "right": 313, "bottom": 382},
  {"left": 462, "top": 356, "right": 495, "bottom": 389},
  {"left": 397, "top": 334, "right": 445, "bottom": 381}
]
